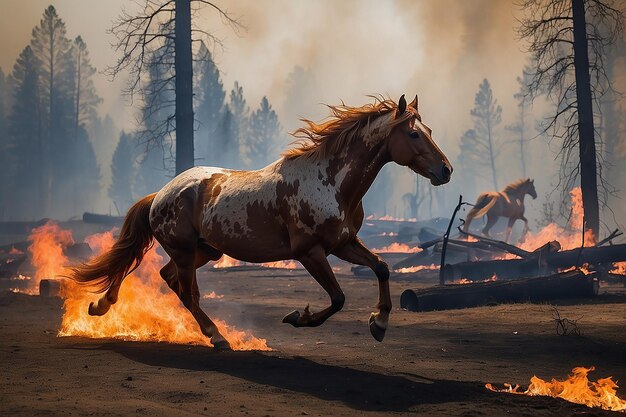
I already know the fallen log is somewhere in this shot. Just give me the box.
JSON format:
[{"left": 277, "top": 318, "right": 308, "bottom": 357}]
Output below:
[
  {"left": 400, "top": 270, "right": 598, "bottom": 312},
  {"left": 442, "top": 243, "right": 626, "bottom": 282},
  {"left": 82, "top": 212, "right": 124, "bottom": 226}
]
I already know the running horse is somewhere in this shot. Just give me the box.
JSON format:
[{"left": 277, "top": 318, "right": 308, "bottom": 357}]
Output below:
[
  {"left": 67, "top": 95, "right": 452, "bottom": 350},
  {"left": 463, "top": 178, "right": 537, "bottom": 243}
]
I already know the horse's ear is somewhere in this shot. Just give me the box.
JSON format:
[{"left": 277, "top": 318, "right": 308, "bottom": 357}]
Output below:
[
  {"left": 409, "top": 95, "right": 418, "bottom": 112},
  {"left": 397, "top": 95, "right": 406, "bottom": 118}
]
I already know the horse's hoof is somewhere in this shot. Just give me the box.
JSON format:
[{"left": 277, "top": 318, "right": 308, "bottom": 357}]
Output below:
[
  {"left": 213, "top": 340, "right": 232, "bottom": 351},
  {"left": 88, "top": 301, "right": 105, "bottom": 316},
  {"left": 369, "top": 313, "right": 387, "bottom": 342},
  {"left": 282, "top": 310, "right": 301, "bottom": 327}
]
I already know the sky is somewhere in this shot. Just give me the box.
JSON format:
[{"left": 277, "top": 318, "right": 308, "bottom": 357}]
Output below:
[{"left": 1, "top": 0, "right": 622, "bottom": 226}]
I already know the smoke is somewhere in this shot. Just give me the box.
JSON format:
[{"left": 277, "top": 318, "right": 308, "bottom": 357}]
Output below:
[{"left": 1, "top": 0, "right": 624, "bottom": 227}]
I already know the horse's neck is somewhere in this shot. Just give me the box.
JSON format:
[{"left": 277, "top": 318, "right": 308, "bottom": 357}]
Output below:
[
  {"left": 330, "top": 140, "right": 389, "bottom": 211},
  {"left": 504, "top": 187, "right": 526, "bottom": 202}
]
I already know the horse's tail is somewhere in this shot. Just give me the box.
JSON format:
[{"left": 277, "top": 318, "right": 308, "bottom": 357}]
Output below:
[
  {"left": 66, "top": 193, "right": 157, "bottom": 293},
  {"left": 463, "top": 193, "right": 498, "bottom": 231}
]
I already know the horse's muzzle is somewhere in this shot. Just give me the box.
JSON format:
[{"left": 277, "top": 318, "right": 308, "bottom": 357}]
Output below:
[{"left": 428, "top": 163, "right": 452, "bottom": 185}]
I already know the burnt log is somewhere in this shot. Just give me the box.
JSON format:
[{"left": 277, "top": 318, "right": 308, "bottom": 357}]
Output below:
[
  {"left": 39, "top": 279, "right": 62, "bottom": 297},
  {"left": 442, "top": 243, "right": 626, "bottom": 282},
  {"left": 400, "top": 270, "right": 598, "bottom": 312},
  {"left": 82, "top": 212, "right": 124, "bottom": 226}
]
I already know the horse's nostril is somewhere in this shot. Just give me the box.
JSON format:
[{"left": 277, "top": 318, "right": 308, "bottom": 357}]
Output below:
[{"left": 442, "top": 165, "right": 452, "bottom": 181}]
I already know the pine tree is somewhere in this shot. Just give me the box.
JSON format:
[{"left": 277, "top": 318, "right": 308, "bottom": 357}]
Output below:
[
  {"left": 194, "top": 41, "right": 225, "bottom": 166},
  {"left": 29, "top": 5, "right": 73, "bottom": 215},
  {"left": 70, "top": 36, "right": 101, "bottom": 134},
  {"left": 215, "top": 105, "right": 237, "bottom": 167},
  {"left": 229, "top": 81, "right": 249, "bottom": 168},
  {"left": 463, "top": 79, "right": 502, "bottom": 190},
  {"left": 246, "top": 96, "right": 282, "bottom": 168},
  {"left": 9, "top": 46, "right": 43, "bottom": 219},
  {"left": 109, "top": 131, "right": 135, "bottom": 211},
  {"left": 0, "top": 68, "right": 10, "bottom": 218},
  {"left": 135, "top": 41, "right": 176, "bottom": 196},
  {"left": 507, "top": 67, "right": 533, "bottom": 178}
]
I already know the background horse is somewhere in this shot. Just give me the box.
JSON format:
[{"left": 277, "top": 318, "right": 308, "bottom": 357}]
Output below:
[
  {"left": 463, "top": 178, "right": 537, "bottom": 243},
  {"left": 67, "top": 95, "right": 452, "bottom": 350}
]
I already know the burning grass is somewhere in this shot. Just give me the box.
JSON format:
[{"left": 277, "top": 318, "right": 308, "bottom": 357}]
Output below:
[
  {"left": 486, "top": 366, "right": 626, "bottom": 412},
  {"left": 27, "top": 224, "right": 270, "bottom": 351}
]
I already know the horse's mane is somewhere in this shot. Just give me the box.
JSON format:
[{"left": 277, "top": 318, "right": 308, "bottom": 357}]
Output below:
[
  {"left": 503, "top": 178, "right": 531, "bottom": 193},
  {"left": 283, "top": 97, "right": 416, "bottom": 162}
]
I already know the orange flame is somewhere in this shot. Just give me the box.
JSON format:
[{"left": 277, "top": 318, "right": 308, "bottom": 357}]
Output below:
[
  {"left": 22, "top": 227, "right": 271, "bottom": 351},
  {"left": 497, "top": 187, "right": 595, "bottom": 255},
  {"left": 25, "top": 221, "right": 73, "bottom": 294},
  {"left": 611, "top": 262, "right": 626, "bottom": 275},
  {"left": 214, "top": 254, "right": 299, "bottom": 269},
  {"left": 202, "top": 291, "right": 224, "bottom": 300},
  {"left": 394, "top": 264, "right": 439, "bottom": 273},
  {"left": 9, "top": 246, "right": 24, "bottom": 255},
  {"left": 365, "top": 214, "right": 417, "bottom": 222},
  {"left": 373, "top": 243, "right": 422, "bottom": 253},
  {"left": 451, "top": 274, "right": 498, "bottom": 284},
  {"left": 486, "top": 366, "right": 626, "bottom": 412}
]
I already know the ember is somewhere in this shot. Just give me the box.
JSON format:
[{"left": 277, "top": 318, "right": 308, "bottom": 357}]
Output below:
[{"left": 486, "top": 366, "right": 626, "bottom": 412}]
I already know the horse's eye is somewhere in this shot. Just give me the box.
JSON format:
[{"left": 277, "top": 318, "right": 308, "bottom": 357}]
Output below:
[{"left": 409, "top": 131, "right": 420, "bottom": 139}]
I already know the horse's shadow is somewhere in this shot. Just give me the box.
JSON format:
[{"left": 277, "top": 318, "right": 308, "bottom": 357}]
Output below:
[{"left": 91, "top": 341, "right": 490, "bottom": 412}]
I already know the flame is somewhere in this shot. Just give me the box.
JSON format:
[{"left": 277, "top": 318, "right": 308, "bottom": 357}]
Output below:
[
  {"left": 486, "top": 366, "right": 626, "bottom": 412},
  {"left": 202, "top": 291, "right": 224, "bottom": 300},
  {"left": 365, "top": 214, "right": 417, "bottom": 222},
  {"left": 19, "top": 227, "right": 270, "bottom": 351},
  {"left": 213, "top": 254, "right": 299, "bottom": 269},
  {"left": 374, "top": 243, "right": 422, "bottom": 253},
  {"left": 611, "top": 262, "right": 626, "bottom": 275},
  {"left": 451, "top": 274, "right": 498, "bottom": 284},
  {"left": 9, "top": 246, "right": 24, "bottom": 255},
  {"left": 394, "top": 264, "right": 439, "bottom": 273},
  {"left": 22, "top": 221, "right": 73, "bottom": 294}
]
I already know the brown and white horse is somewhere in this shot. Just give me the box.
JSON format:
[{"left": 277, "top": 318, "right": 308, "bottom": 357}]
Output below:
[
  {"left": 463, "top": 178, "right": 537, "bottom": 243},
  {"left": 68, "top": 95, "right": 452, "bottom": 349}
]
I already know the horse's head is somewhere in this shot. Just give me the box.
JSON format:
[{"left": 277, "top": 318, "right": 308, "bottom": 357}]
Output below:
[
  {"left": 526, "top": 178, "right": 537, "bottom": 199},
  {"left": 386, "top": 95, "right": 452, "bottom": 185}
]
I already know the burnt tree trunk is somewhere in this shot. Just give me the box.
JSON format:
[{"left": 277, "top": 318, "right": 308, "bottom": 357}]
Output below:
[
  {"left": 572, "top": 0, "right": 600, "bottom": 237},
  {"left": 401, "top": 271, "right": 598, "bottom": 312},
  {"left": 443, "top": 243, "right": 626, "bottom": 282},
  {"left": 174, "top": 0, "right": 194, "bottom": 174}
]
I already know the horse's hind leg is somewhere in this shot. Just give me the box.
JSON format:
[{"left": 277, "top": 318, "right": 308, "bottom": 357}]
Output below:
[
  {"left": 88, "top": 275, "right": 123, "bottom": 316},
  {"left": 164, "top": 246, "right": 230, "bottom": 350},
  {"left": 482, "top": 214, "right": 498, "bottom": 237},
  {"left": 504, "top": 217, "right": 517, "bottom": 243}
]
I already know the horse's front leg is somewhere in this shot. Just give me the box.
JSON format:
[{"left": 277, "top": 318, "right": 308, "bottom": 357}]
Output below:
[
  {"left": 282, "top": 245, "right": 345, "bottom": 328},
  {"left": 332, "top": 238, "right": 390, "bottom": 342}
]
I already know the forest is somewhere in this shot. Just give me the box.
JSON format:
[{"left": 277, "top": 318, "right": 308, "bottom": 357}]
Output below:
[{"left": 0, "top": 0, "right": 624, "bottom": 236}]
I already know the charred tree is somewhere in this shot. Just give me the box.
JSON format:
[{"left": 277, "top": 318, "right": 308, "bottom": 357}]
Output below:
[
  {"left": 572, "top": 0, "right": 600, "bottom": 237},
  {"left": 174, "top": 0, "right": 194, "bottom": 174},
  {"left": 107, "top": 0, "right": 239, "bottom": 175},
  {"left": 518, "top": 0, "right": 624, "bottom": 238}
]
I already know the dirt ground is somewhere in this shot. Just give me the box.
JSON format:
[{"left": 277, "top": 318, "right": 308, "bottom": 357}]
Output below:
[{"left": 1, "top": 264, "right": 626, "bottom": 417}]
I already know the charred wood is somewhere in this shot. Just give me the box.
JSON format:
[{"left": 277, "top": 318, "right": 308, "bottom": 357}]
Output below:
[
  {"left": 400, "top": 270, "right": 598, "bottom": 312},
  {"left": 443, "top": 243, "right": 626, "bottom": 282}
]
